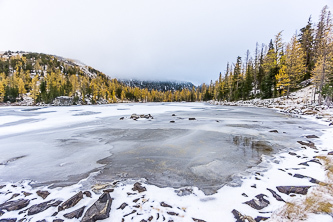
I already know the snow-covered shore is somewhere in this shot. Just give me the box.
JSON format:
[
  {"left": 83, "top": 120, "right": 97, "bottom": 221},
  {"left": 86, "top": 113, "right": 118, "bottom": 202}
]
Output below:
[
  {"left": 0, "top": 95, "right": 333, "bottom": 221},
  {"left": 210, "top": 85, "right": 333, "bottom": 125}
]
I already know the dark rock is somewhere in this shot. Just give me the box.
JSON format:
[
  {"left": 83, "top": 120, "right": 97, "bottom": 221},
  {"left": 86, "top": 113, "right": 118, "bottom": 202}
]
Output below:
[
  {"left": 83, "top": 191, "right": 92, "bottom": 198},
  {"left": 309, "top": 178, "right": 323, "bottom": 184},
  {"left": 36, "top": 190, "right": 50, "bottom": 199},
  {"left": 167, "top": 212, "right": 178, "bottom": 216},
  {"left": 293, "top": 174, "right": 306, "bottom": 178},
  {"left": 306, "top": 135, "right": 319, "bottom": 139},
  {"left": 53, "top": 220, "right": 64, "bottom": 222},
  {"left": 189, "top": 118, "right": 196, "bottom": 120},
  {"left": 299, "top": 159, "right": 322, "bottom": 166},
  {"left": 251, "top": 184, "right": 257, "bottom": 188},
  {"left": 251, "top": 141, "right": 273, "bottom": 151},
  {"left": 119, "top": 117, "right": 124, "bottom": 120},
  {"left": 297, "top": 141, "right": 316, "bottom": 149},
  {"left": 160, "top": 202, "right": 172, "bottom": 208},
  {"left": 309, "top": 159, "right": 322, "bottom": 165},
  {"left": 103, "top": 189, "right": 114, "bottom": 193},
  {"left": 63, "top": 206, "right": 85, "bottom": 219},
  {"left": 174, "top": 188, "right": 193, "bottom": 196},
  {"left": 172, "top": 114, "right": 176, "bottom": 116},
  {"left": 242, "top": 193, "right": 248, "bottom": 197},
  {"left": 36, "top": 220, "right": 46, "bottom": 222},
  {"left": 127, "top": 192, "right": 137, "bottom": 196},
  {"left": 148, "top": 216, "right": 153, "bottom": 221},
  {"left": 27, "top": 200, "right": 61, "bottom": 215},
  {"left": 52, "top": 212, "right": 58, "bottom": 216},
  {"left": 269, "top": 130, "right": 278, "bottom": 133},
  {"left": 0, "top": 210, "right": 4, "bottom": 216},
  {"left": 327, "top": 151, "right": 333, "bottom": 155},
  {"left": 170, "top": 121, "right": 175, "bottom": 123},
  {"left": 132, "top": 182, "right": 146, "bottom": 193},
  {"left": 58, "top": 191, "right": 82, "bottom": 211},
  {"left": 244, "top": 194, "right": 270, "bottom": 210},
  {"left": 0, "top": 199, "right": 30, "bottom": 211},
  {"left": 276, "top": 186, "right": 311, "bottom": 195},
  {"left": 123, "top": 210, "right": 136, "bottom": 217},
  {"left": 81, "top": 192, "right": 112, "bottom": 222},
  {"left": 288, "top": 152, "right": 297, "bottom": 156},
  {"left": 192, "top": 218, "right": 206, "bottom": 222},
  {"left": 117, "top": 203, "right": 128, "bottom": 210},
  {"left": 133, "top": 198, "right": 140, "bottom": 203},
  {"left": 255, "top": 216, "right": 269, "bottom": 222},
  {"left": 0, "top": 185, "right": 5, "bottom": 190},
  {"left": 267, "top": 188, "right": 285, "bottom": 202},
  {"left": 9, "top": 194, "right": 20, "bottom": 200},
  {"left": 0, "top": 219, "right": 17, "bottom": 222},
  {"left": 22, "top": 192, "right": 32, "bottom": 197},
  {"left": 299, "top": 162, "right": 309, "bottom": 166},
  {"left": 18, "top": 219, "right": 27, "bottom": 222},
  {"left": 232, "top": 209, "right": 247, "bottom": 222}
]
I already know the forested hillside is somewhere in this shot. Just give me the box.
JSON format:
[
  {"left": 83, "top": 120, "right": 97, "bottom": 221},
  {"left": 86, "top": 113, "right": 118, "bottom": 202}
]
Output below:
[
  {"left": 210, "top": 6, "right": 333, "bottom": 104},
  {"left": 0, "top": 52, "right": 199, "bottom": 104},
  {"left": 0, "top": 6, "right": 332, "bottom": 105},
  {"left": 119, "top": 79, "right": 194, "bottom": 92}
]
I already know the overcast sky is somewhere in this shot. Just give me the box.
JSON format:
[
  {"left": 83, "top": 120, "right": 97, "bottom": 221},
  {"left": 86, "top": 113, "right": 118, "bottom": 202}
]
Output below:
[{"left": 0, "top": 0, "right": 332, "bottom": 85}]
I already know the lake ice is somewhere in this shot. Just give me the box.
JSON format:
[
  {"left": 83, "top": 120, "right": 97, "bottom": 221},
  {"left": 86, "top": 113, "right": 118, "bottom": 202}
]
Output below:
[{"left": 0, "top": 103, "right": 325, "bottom": 194}]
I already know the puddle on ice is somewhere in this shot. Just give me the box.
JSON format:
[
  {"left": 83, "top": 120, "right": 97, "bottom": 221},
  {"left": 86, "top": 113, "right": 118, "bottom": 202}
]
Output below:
[{"left": 0, "top": 103, "right": 326, "bottom": 195}]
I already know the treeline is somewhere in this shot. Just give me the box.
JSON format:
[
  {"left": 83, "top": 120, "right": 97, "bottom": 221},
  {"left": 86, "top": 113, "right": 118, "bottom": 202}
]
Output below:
[
  {"left": 0, "top": 52, "right": 200, "bottom": 104},
  {"left": 205, "top": 5, "right": 333, "bottom": 104}
]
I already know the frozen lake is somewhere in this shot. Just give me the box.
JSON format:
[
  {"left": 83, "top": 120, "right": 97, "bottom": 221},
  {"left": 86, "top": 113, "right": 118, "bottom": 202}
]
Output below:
[{"left": 0, "top": 103, "right": 325, "bottom": 194}]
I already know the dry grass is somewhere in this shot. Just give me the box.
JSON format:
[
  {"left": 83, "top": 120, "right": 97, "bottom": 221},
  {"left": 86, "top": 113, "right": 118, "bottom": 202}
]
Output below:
[{"left": 270, "top": 156, "right": 333, "bottom": 221}]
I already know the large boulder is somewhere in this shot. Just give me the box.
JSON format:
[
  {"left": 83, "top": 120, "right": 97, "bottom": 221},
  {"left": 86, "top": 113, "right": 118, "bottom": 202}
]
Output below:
[
  {"left": 81, "top": 193, "right": 112, "bottom": 222},
  {"left": 27, "top": 200, "right": 62, "bottom": 216},
  {"left": 0, "top": 199, "right": 30, "bottom": 212},
  {"left": 58, "top": 191, "right": 83, "bottom": 211},
  {"left": 276, "top": 186, "right": 311, "bottom": 195}
]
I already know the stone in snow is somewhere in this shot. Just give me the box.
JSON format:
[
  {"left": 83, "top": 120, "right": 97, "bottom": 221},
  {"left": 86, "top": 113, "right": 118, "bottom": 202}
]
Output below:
[
  {"left": 305, "top": 135, "right": 319, "bottom": 139},
  {"left": 276, "top": 186, "right": 311, "bottom": 195},
  {"left": 58, "top": 191, "right": 83, "bottom": 211},
  {"left": 0, "top": 219, "right": 17, "bottom": 222},
  {"left": 160, "top": 202, "right": 172, "bottom": 208},
  {"left": 36, "top": 190, "right": 50, "bottom": 199},
  {"left": 83, "top": 191, "right": 92, "bottom": 198},
  {"left": 0, "top": 199, "right": 30, "bottom": 212},
  {"left": 132, "top": 182, "right": 146, "bottom": 193},
  {"left": 232, "top": 209, "right": 254, "bottom": 222},
  {"left": 27, "top": 200, "right": 62, "bottom": 216},
  {"left": 63, "top": 206, "right": 85, "bottom": 219},
  {"left": 116, "top": 203, "right": 128, "bottom": 210},
  {"left": 267, "top": 188, "right": 285, "bottom": 202},
  {"left": 243, "top": 194, "right": 270, "bottom": 210},
  {"left": 269, "top": 130, "right": 278, "bottom": 133},
  {"left": 81, "top": 192, "right": 112, "bottom": 222}
]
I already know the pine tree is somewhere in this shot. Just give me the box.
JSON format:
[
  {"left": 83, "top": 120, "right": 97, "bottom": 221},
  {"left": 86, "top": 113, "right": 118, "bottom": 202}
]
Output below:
[{"left": 299, "top": 16, "right": 315, "bottom": 80}]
